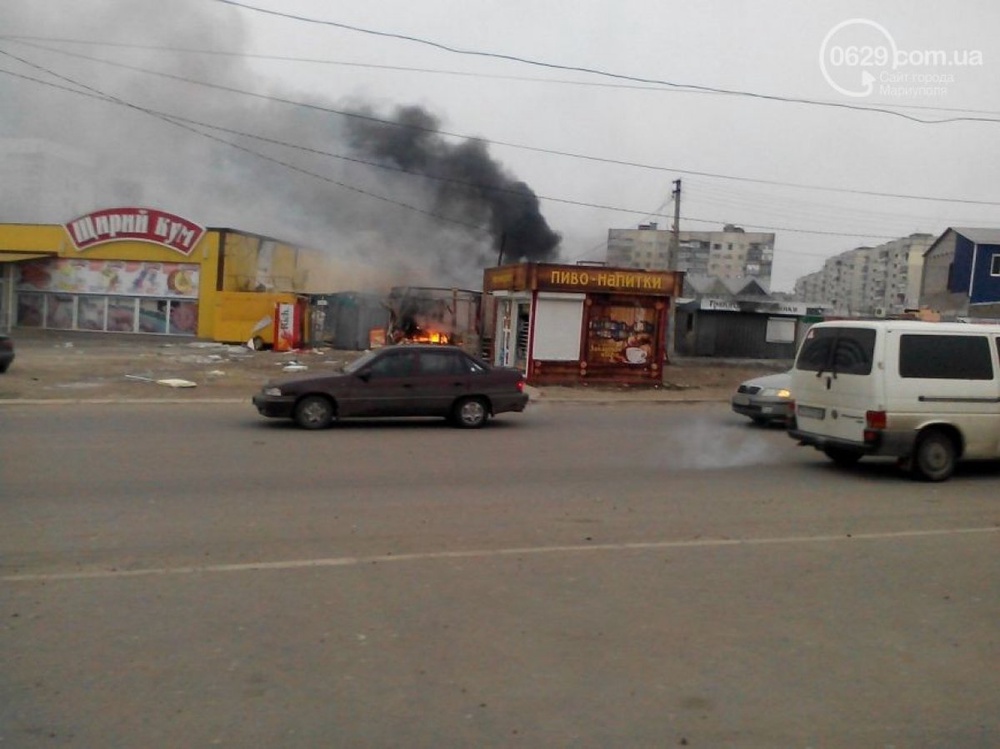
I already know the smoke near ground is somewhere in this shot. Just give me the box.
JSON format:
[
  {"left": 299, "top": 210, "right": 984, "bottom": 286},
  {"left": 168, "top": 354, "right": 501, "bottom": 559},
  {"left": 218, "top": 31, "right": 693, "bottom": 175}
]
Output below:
[{"left": 0, "top": 0, "right": 561, "bottom": 289}]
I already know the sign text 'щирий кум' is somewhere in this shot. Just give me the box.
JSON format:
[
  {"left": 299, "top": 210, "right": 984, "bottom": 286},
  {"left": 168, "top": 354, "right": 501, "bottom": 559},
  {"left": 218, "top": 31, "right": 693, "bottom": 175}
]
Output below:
[{"left": 64, "top": 208, "right": 205, "bottom": 255}]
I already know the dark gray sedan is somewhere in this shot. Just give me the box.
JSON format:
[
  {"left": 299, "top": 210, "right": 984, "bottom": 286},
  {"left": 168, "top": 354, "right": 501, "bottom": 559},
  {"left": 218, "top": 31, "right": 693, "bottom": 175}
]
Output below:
[
  {"left": 731, "top": 370, "right": 793, "bottom": 426},
  {"left": 253, "top": 344, "right": 529, "bottom": 429}
]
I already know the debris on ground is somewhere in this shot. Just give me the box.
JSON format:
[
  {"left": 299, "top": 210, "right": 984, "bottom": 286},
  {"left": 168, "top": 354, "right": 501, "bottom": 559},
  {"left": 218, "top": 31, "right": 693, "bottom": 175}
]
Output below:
[{"left": 125, "top": 374, "right": 198, "bottom": 388}]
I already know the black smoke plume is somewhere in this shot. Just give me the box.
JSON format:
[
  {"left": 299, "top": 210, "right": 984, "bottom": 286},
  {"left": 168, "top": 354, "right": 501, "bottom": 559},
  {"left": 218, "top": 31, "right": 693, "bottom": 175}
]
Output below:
[{"left": 344, "top": 104, "right": 561, "bottom": 265}]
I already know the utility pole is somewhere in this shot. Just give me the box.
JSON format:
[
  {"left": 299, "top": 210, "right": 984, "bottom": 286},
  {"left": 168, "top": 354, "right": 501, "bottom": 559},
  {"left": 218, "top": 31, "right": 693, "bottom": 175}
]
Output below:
[{"left": 669, "top": 179, "right": 681, "bottom": 270}]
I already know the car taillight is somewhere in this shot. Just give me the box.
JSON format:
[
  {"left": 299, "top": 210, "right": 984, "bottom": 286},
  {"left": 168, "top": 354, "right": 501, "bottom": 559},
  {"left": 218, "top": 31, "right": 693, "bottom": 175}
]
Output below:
[
  {"left": 866, "top": 410, "right": 887, "bottom": 429},
  {"left": 517, "top": 379, "right": 525, "bottom": 392}
]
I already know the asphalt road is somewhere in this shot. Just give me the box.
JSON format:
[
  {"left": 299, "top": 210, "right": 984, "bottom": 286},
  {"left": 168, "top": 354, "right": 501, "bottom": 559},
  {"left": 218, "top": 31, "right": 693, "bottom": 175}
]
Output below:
[{"left": 2, "top": 401, "right": 999, "bottom": 748}]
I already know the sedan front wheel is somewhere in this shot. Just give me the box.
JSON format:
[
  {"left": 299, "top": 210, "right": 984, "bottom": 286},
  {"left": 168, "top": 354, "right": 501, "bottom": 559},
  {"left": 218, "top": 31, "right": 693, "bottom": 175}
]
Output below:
[{"left": 294, "top": 395, "right": 335, "bottom": 430}]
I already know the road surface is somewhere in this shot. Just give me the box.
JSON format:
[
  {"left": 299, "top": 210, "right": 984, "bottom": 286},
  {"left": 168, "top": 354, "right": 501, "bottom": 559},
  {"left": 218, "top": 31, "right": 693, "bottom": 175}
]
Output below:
[{"left": 3, "top": 401, "right": 998, "bottom": 747}]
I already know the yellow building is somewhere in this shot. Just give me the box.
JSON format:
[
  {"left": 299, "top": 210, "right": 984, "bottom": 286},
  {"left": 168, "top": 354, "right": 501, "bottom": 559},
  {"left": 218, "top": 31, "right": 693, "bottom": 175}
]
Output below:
[{"left": 0, "top": 207, "right": 397, "bottom": 344}]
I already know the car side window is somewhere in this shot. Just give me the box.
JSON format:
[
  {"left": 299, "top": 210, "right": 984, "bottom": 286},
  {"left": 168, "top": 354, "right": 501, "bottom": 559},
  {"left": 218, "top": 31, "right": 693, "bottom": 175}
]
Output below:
[
  {"left": 900, "top": 334, "right": 993, "bottom": 379},
  {"left": 419, "top": 350, "right": 464, "bottom": 375},
  {"left": 368, "top": 351, "right": 417, "bottom": 377}
]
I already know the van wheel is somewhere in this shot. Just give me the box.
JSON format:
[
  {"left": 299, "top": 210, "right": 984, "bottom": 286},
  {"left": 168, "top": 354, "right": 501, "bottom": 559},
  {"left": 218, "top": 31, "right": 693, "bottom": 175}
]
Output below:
[
  {"left": 822, "top": 446, "right": 863, "bottom": 467},
  {"left": 913, "top": 429, "right": 956, "bottom": 482},
  {"left": 294, "top": 396, "right": 335, "bottom": 430}
]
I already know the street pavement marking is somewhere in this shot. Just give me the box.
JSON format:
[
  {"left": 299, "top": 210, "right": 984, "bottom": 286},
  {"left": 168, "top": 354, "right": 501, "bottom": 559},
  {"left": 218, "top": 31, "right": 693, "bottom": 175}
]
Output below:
[{"left": 3, "top": 526, "right": 998, "bottom": 583}]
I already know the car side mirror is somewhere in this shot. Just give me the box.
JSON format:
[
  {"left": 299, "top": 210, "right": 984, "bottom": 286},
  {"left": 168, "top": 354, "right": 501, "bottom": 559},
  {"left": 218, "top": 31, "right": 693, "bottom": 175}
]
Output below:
[{"left": 357, "top": 371, "right": 372, "bottom": 382}]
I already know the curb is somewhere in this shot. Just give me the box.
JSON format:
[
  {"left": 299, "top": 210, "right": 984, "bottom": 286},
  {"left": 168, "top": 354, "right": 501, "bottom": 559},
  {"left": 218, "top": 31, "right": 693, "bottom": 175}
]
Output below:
[
  {"left": 0, "top": 397, "right": 248, "bottom": 405},
  {"left": 0, "top": 395, "right": 729, "bottom": 406}
]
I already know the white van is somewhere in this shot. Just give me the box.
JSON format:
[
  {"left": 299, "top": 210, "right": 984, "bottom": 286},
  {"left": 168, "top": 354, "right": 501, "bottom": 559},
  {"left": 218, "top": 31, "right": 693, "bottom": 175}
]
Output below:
[{"left": 788, "top": 320, "right": 1000, "bottom": 481}]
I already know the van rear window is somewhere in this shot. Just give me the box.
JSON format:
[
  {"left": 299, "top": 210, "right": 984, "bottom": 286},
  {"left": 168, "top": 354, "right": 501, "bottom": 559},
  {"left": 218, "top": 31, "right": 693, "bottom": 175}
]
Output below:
[
  {"left": 796, "top": 327, "right": 875, "bottom": 375},
  {"left": 899, "top": 334, "right": 993, "bottom": 379}
]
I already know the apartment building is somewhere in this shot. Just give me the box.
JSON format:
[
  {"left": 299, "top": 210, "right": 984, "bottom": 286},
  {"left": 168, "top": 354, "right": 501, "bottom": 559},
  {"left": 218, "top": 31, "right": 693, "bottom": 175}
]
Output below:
[
  {"left": 793, "top": 233, "right": 934, "bottom": 316},
  {"left": 606, "top": 223, "right": 775, "bottom": 289}
]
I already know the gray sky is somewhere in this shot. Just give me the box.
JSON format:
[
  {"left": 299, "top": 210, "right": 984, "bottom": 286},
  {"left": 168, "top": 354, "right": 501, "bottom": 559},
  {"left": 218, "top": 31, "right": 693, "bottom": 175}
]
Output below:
[{"left": 1, "top": 0, "right": 997, "bottom": 290}]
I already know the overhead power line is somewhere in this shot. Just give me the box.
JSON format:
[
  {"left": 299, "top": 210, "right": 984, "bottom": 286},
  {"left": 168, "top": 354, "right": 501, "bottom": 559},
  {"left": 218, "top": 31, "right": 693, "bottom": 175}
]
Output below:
[
  {"left": 210, "top": 0, "right": 1000, "bottom": 126},
  {"left": 5, "top": 38, "right": 999, "bottom": 209},
  {"left": 2, "top": 34, "right": 997, "bottom": 118}
]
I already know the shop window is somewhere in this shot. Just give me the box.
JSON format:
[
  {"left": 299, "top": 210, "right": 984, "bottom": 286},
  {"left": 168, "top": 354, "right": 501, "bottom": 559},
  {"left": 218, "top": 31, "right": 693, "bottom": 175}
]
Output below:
[
  {"left": 78, "top": 297, "right": 107, "bottom": 331},
  {"left": 765, "top": 317, "right": 796, "bottom": 344},
  {"left": 17, "top": 293, "right": 44, "bottom": 327},
  {"left": 139, "top": 299, "right": 168, "bottom": 334},
  {"left": 586, "top": 304, "right": 656, "bottom": 365},
  {"left": 169, "top": 301, "right": 198, "bottom": 335},
  {"left": 108, "top": 297, "right": 137, "bottom": 332},
  {"left": 515, "top": 306, "right": 530, "bottom": 365},
  {"left": 47, "top": 294, "right": 75, "bottom": 329}
]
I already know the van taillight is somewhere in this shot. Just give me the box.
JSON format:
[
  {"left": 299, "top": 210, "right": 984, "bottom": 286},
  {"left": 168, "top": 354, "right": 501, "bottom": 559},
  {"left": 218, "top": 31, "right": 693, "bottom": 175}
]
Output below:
[
  {"left": 517, "top": 379, "right": 525, "bottom": 392},
  {"left": 866, "top": 410, "right": 887, "bottom": 429},
  {"left": 863, "top": 410, "right": 886, "bottom": 444}
]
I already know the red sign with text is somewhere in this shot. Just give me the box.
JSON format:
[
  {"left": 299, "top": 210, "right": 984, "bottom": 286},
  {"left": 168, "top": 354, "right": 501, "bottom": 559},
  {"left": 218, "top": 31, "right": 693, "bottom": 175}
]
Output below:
[{"left": 64, "top": 207, "right": 205, "bottom": 256}]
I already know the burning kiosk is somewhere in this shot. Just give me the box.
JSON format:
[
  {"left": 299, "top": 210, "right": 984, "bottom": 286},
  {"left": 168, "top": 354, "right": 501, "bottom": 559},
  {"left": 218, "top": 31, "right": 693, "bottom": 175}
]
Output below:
[
  {"left": 385, "top": 286, "right": 482, "bottom": 354},
  {"left": 483, "top": 262, "right": 684, "bottom": 385}
]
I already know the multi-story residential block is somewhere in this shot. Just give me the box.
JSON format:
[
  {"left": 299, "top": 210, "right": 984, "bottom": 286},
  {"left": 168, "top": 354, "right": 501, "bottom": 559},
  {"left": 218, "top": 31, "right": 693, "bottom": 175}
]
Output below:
[
  {"left": 793, "top": 233, "right": 933, "bottom": 316},
  {"left": 606, "top": 223, "right": 775, "bottom": 289}
]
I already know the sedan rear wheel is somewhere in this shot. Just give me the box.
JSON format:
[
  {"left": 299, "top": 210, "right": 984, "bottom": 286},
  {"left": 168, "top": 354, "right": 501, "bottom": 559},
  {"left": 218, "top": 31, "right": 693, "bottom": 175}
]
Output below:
[
  {"left": 453, "top": 397, "right": 488, "bottom": 429},
  {"left": 294, "top": 395, "right": 335, "bottom": 430}
]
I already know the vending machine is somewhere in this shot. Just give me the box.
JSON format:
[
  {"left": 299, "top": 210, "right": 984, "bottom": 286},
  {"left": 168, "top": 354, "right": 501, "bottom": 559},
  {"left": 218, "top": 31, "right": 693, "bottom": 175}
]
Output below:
[{"left": 273, "top": 301, "right": 302, "bottom": 352}]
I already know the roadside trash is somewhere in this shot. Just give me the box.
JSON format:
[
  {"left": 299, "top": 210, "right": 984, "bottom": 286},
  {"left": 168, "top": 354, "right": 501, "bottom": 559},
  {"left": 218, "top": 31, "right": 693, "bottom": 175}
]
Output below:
[
  {"left": 155, "top": 378, "right": 197, "bottom": 388},
  {"left": 283, "top": 362, "right": 308, "bottom": 372},
  {"left": 186, "top": 342, "right": 228, "bottom": 350},
  {"left": 125, "top": 374, "right": 197, "bottom": 388},
  {"left": 246, "top": 316, "right": 272, "bottom": 350}
]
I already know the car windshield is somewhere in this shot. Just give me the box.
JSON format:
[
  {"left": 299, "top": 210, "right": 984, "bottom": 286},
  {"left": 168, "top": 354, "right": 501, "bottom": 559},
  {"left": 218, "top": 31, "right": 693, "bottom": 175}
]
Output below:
[{"left": 342, "top": 348, "right": 381, "bottom": 374}]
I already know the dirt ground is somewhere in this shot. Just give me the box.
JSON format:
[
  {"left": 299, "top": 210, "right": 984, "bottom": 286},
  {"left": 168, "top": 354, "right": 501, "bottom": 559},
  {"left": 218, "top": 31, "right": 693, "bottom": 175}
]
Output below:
[{"left": 0, "top": 330, "right": 789, "bottom": 401}]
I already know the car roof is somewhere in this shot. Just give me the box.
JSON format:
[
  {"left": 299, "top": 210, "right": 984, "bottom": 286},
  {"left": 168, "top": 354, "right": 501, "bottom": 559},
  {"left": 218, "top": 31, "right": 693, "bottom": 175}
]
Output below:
[
  {"left": 808, "top": 320, "right": 1000, "bottom": 334},
  {"left": 380, "top": 344, "right": 467, "bottom": 352}
]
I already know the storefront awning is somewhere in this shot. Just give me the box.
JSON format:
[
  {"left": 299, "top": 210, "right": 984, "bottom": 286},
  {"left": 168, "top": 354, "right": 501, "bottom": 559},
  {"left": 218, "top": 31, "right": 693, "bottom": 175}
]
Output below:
[{"left": 0, "top": 251, "right": 57, "bottom": 263}]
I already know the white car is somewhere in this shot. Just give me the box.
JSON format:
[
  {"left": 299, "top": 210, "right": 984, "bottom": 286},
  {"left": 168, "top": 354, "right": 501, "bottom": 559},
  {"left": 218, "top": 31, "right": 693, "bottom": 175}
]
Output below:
[{"left": 731, "top": 371, "right": 793, "bottom": 426}]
